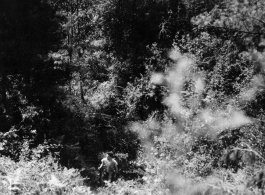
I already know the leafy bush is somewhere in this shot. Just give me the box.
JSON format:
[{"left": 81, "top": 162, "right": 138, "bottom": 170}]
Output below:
[{"left": 0, "top": 154, "right": 93, "bottom": 195}]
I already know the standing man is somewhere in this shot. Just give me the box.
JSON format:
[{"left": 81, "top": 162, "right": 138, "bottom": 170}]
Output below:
[{"left": 98, "top": 152, "right": 118, "bottom": 184}]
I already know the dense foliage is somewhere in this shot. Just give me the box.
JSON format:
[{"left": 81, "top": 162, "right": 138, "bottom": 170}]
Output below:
[{"left": 1, "top": 0, "right": 265, "bottom": 194}]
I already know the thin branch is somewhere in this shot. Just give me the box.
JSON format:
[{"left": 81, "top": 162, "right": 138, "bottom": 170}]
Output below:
[
  {"left": 197, "top": 25, "right": 263, "bottom": 36},
  {"left": 233, "top": 142, "right": 265, "bottom": 162}
]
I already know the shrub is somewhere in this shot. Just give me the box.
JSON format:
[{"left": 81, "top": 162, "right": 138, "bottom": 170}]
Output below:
[{"left": 0, "top": 154, "right": 92, "bottom": 195}]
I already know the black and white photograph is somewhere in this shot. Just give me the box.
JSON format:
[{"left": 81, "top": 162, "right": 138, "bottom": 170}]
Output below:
[{"left": 0, "top": 0, "right": 264, "bottom": 194}]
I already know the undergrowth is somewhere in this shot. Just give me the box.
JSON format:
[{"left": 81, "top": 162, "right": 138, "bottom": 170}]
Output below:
[{"left": 0, "top": 147, "right": 262, "bottom": 195}]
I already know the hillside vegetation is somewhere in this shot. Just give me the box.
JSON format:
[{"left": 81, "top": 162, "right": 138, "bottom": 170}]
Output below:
[{"left": 1, "top": 0, "right": 265, "bottom": 194}]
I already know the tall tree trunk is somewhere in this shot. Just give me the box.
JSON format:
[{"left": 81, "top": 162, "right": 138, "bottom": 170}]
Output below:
[{"left": 80, "top": 80, "right": 85, "bottom": 104}]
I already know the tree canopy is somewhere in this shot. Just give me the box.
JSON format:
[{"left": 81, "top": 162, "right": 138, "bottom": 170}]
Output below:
[{"left": 1, "top": 0, "right": 265, "bottom": 194}]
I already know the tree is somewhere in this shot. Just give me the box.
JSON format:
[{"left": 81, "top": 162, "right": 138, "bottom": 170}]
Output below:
[
  {"left": 191, "top": 0, "right": 265, "bottom": 116},
  {"left": 0, "top": 0, "right": 69, "bottom": 159}
]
